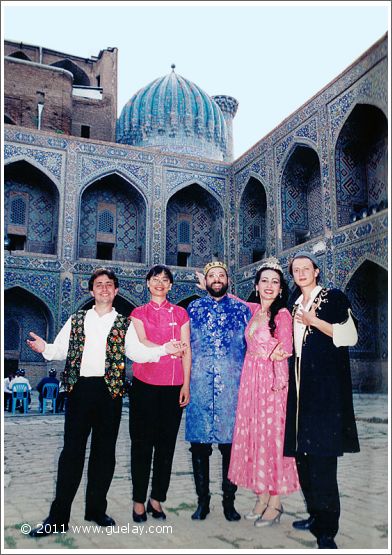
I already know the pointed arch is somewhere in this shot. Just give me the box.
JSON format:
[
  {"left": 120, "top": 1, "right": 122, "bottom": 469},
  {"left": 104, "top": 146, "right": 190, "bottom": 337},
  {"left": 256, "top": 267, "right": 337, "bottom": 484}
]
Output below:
[
  {"left": 4, "top": 160, "right": 60, "bottom": 255},
  {"left": 280, "top": 143, "right": 322, "bottom": 250},
  {"left": 334, "top": 103, "right": 388, "bottom": 227},
  {"left": 51, "top": 59, "right": 90, "bottom": 86},
  {"left": 78, "top": 172, "right": 147, "bottom": 263},
  {"left": 238, "top": 176, "right": 267, "bottom": 267},
  {"left": 165, "top": 183, "right": 224, "bottom": 268},
  {"left": 344, "top": 260, "right": 387, "bottom": 392},
  {"left": 4, "top": 286, "right": 55, "bottom": 363}
]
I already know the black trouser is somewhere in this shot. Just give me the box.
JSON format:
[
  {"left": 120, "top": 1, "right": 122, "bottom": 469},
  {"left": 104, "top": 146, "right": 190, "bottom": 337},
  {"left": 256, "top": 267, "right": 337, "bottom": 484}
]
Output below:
[
  {"left": 49, "top": 377, "right": 122, "bottom": 524},
  {"left": 129, "top": 378, "right": 183, "bottom": 503},
  {"left": 296, "top": 453, "right": 340, "bottom": 539}
]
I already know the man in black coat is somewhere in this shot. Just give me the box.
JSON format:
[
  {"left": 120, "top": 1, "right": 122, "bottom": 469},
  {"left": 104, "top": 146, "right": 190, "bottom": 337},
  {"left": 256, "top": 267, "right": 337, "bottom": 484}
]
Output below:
[{"left": 284, "top": 251, "right": 360, "bottom": 550}]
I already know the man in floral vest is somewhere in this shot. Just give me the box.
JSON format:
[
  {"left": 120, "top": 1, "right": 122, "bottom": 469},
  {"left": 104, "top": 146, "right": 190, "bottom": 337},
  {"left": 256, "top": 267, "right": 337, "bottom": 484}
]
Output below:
[{"left": 26, "top": 268, "right": 183, "bottom": 537}]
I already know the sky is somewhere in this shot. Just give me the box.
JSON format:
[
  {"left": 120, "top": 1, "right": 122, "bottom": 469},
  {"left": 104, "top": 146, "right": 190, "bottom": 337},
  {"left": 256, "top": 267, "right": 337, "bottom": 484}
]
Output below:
[{"left": 2, "top": 0, "right": 390, "bottom": 158}]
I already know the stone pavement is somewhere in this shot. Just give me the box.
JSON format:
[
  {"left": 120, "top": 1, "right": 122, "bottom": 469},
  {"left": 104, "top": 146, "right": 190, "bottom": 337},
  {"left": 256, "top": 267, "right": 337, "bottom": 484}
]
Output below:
[{"left": 2, "top": 393, "right": 389, "bottom": 553}]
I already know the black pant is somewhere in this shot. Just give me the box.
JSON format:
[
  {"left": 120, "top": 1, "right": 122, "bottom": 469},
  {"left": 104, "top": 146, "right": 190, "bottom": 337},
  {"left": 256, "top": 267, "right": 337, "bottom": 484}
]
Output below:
[
  {"left": 129, "top": 377, "right": 183, "bottom": 503},
  {"left": 49, "top": 377, "right": 122, "bottom": 524},
  {"left": 296, "top": 453, "right": 340, "bottom": 539}
]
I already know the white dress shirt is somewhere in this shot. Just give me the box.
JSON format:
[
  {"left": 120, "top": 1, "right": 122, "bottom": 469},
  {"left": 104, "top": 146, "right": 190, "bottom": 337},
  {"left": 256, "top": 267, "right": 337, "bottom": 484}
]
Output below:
[
  {"left": 293, "top": 285, "right": 322, "bottom": 358},
  {"left": 43, "top": 307, "right": 167, "bottom": 377}
]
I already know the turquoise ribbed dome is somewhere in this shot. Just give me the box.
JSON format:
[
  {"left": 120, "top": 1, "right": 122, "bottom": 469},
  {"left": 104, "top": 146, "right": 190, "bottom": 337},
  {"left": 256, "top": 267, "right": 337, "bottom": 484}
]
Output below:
[{"left": 116, "top": 67, "right": 228, "bottom": 160}]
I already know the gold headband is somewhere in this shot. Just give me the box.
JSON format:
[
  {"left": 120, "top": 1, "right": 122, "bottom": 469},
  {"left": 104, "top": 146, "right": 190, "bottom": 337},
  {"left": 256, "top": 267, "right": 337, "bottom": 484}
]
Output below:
[
  {"left": 257, "top": 257, "right": 283, "bottom": 273},
  {"left": 203, "top": 261, "right": 228, "bottom": 276}
]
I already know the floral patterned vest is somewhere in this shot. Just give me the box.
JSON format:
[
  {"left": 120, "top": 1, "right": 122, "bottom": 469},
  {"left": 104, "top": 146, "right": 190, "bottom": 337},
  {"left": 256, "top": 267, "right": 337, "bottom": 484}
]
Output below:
[{"left": 64, "top": 310, "right": 129, "bottom": 399}]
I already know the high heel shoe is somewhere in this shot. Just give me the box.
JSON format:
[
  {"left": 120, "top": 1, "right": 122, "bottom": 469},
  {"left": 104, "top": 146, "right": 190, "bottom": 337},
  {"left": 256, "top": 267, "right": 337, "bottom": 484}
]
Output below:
[
  {"left": 244, "top": 502, "right": 268, "bottom": 521},
  {"left": 132, "top": 509, "right": 147, "bottom": 523},
  {"left": 147, "top": 499, "right": 166, "bottom": 520},
  {"left": 254, "top": 504, "right": 283, "bottom": 527}
]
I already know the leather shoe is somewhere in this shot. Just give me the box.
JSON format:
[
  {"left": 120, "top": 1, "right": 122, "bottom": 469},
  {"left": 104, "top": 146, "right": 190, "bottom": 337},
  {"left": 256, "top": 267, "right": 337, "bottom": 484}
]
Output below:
[
  {"left": 147, "top": 499, "right": 166, "bottom": 520},
  {"left": 132, "top": 510, "right": 147, "bottom": 523},
  {"left": 292, "top": 516, "right": 316, "bottom": 530},
  {"left": 317, "top": 535, "right": 337, "bottom": 549},
  {"left": 85, "top": 513, "right": 115, "bottom": 527},
  {"left": 29, "top": 516, "right": 69, "bottom": 537},
  {"left": 223, "top": 504, "right": 241, "bottom": 521}
]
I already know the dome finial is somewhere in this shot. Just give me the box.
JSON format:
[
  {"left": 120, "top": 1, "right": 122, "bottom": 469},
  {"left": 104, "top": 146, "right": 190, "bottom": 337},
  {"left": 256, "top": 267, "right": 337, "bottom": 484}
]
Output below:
[{"left": 171, "top": 64, "right": 176, "bottom": 72}]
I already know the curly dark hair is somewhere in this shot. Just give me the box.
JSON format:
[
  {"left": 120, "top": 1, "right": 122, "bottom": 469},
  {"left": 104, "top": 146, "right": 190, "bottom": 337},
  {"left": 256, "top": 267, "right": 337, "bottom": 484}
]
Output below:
[{"left": 254, "top": 266, "right": 289, "bottom": 337}]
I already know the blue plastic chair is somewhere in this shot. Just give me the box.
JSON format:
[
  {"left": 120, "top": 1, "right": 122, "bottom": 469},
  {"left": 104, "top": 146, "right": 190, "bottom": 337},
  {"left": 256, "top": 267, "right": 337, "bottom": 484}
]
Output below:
[
  {"left": 11, "top": 383, "right": 29, "bottom": 414},
  {"left": 42, "top": 383, "right": 59, "bottom": 414}
]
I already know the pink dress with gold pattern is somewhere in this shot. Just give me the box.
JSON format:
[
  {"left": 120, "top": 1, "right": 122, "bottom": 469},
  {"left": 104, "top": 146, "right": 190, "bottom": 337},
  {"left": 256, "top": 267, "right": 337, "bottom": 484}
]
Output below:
[{"left": 228, "top": 305, "right": 299, "bottom": 495}]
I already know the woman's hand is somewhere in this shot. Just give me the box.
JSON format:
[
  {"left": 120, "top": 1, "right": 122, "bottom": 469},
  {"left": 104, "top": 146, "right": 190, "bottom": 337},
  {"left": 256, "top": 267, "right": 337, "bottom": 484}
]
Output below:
[
  {"left": 195, "top": 271, "right": 206, "bottom": 290},
  {"left": 179, "top": 384, "right": 190, "bottom": 407},
  {"left": 164, "top": 341, "right": 187, "bottom": 357},
  {"left": 270, "top": 342, "right": 291, "bottom": 361}
]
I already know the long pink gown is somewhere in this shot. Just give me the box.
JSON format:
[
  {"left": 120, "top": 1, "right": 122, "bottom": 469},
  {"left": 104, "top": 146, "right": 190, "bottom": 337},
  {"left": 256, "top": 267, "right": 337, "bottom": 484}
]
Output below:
[{"left": 228, "top": 304, "right": 299, "bottom": 495}]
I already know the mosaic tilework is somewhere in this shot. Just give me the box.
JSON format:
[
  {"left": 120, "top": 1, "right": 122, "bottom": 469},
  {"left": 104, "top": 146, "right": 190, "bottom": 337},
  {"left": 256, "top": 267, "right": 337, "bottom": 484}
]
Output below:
[
  {"left": 281, "top": 146, "right": 323, "bottom": 250},
  {"left": 80, "top": 156, "right": 151, "bottom": 192},
  {"left": 79, "top": 180, "right": 146, "bottom": 262},
  {"left": 60, "top": 275, "right": 73, "bottom": 326},
  {"left": 117, "top": 69, "right": 228, "bottom": 161},
  {"left": 4, "top": 143, "right": 63, "bottom": 181},
  {"left": 239, "top": 177, "right": 267, "bottom": 267},
  {"left": 166, "top": 185, "right": 224, "bottom": 267},
  {"left": 165, "top": 169, "right": 226, "bottom": 199},
  {"left": 5, "top": 289, "right": 49, "bottom": 363},
  {"left": 329, "top": 60, "right": 388, "bottom": 143},
  {"left": 5, "top": 176, "right": 58, "bottom": 252},
  {"left": 334, "top": 106, "right": 387, "bottom": 227},
  {"left": 345, "top": 260, "right": 388, "bottom": 360},
  {"left": 5, "top": 270, "right": 59, "bottom": 316}
]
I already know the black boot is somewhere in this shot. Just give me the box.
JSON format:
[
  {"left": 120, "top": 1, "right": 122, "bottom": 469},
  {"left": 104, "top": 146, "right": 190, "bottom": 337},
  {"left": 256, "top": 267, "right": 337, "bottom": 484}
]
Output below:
[
  {"left": 219, "top": 444, "right": 241, "bottom": 521},
  {"left": 190, "top": 444, "right": 211, "bottom": 520}
]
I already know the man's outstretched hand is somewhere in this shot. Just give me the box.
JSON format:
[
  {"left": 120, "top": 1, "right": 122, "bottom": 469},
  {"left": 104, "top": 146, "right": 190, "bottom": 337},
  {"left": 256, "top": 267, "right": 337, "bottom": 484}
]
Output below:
[{"left": 26, "top": 332, "right": 46, "bottom": 353}]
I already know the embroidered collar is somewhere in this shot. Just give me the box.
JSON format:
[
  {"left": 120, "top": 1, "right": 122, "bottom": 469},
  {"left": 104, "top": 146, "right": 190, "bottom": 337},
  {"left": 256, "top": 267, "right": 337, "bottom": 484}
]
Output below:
[{"left": 295, "top": 285, "right": 322, "bottom": 308}]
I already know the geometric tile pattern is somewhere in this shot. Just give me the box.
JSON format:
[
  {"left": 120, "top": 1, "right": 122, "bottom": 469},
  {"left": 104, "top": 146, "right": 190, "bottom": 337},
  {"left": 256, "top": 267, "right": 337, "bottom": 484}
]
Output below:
[
  {"left": 335, "top": 106, "right": 388, "bottom": 227},
  {"left": 281, "top": 146, "right": 322, "bottom": 249},
  {"left": 5, "top": 173, "right": 58, "bottom": 252},
  {"left": 79, "top": 178, "right": 146, "bottom": 263},
  {"left": 238, "top": 177, "right": 266, "bottom": 266},
  {"left": 166, "top": 184, "right": 224, "bottom": 267}
]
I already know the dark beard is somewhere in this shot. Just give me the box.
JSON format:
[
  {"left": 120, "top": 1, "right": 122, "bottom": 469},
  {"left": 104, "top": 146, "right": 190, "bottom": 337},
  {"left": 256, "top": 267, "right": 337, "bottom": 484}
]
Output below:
[{"left": 206, "top": 282, "right": 229, "bottom": 298}]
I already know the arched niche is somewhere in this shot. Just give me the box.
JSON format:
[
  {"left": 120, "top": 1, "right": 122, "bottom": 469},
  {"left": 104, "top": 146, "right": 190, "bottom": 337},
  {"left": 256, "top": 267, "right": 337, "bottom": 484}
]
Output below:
[
  {"left": 238, "top": 176, "right": 267, "bottom": 267},
  {"left": 281, "top": 145, "right": 322, "bottom": 250},
  {"left": 4, "top": 287, "right": 54, "bottom": 364},
  {"left": 335, "top": 104, "right": 388, "bottom": 226},
  {"left": 51, "top": 59, "right": 90, "bottom": 86},
  {"left": 78, "top": 174, "right": 147, "bottom": 264},
  {"left": 166, "top": 183, "right": 224, "bottom": 268},
  {"left": 345, "top": 260, "right": 387, "bottom": 392},
  {"left": 4, "top": 160, "right": 59, "bottom": 255}
]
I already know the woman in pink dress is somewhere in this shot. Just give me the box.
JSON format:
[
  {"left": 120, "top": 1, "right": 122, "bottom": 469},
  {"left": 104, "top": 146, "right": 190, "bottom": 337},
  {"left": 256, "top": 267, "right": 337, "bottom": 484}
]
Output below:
[{"left": 228, "top": 257, "right": 299, "bottom": 526}]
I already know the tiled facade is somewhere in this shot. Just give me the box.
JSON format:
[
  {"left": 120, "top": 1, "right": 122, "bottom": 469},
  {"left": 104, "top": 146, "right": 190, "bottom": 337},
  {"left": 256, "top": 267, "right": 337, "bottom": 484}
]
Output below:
[{"left": 3, "top": 35, "right": 388, "bottom": 391}]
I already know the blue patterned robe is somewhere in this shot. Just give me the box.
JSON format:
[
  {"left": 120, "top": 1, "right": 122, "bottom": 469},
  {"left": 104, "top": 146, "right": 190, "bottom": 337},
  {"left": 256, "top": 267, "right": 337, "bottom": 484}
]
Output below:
[{"left": 185, "top": 295, "right": 251, "bottom": 443}]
